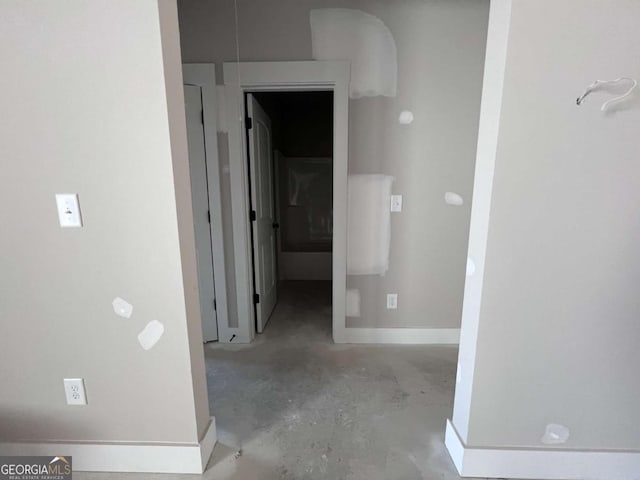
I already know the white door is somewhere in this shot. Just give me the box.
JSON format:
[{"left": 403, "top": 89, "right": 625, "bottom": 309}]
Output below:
[
  {"left": 247, "top": 94, "right": 278, "bottom": 333},
  {"left": 184, "top": 84, "right": 218, "bottom": 342}
]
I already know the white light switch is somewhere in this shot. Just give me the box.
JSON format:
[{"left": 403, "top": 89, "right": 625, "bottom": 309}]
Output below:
[
  {"left": 390, "top": 195, "right": 403, "bottom": 212},
  {"left": 55, "top": 194, "right": 82, "bottom": 228},
  {"left": 64, "top": 378, "right": 87, "bottom": 405}
]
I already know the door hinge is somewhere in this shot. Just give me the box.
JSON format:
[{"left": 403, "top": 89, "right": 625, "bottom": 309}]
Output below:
[
  {"left": 213, "top": 298, "right": 217, "bottom": 311},
  {"left": 201, "top": 109, "right": 204, "bottom": 124},
  {"left": 253, "top": 293, "right": 260, "bottom": 304},
  {"left": 272, "top": 222, "right": 280, "bottom": 229},
  {"left": 207, "top": 210, "right": 211, "bottom": 223},
  {"left": 249, "top": 210, "right": 257, "bottom": 222},
  {"left": 245, "top": 117, "right": 253, "bottom": 130}
]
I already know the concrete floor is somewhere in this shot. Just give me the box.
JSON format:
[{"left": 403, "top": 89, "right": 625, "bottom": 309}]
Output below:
[{"left": 77, "top": 281, "right": 467, "bottom": 480}]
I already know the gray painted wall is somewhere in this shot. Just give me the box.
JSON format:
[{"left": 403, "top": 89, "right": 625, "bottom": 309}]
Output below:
[
  {"left": 178, "top": 0, "right": 489, "bottom": 329},
  {"left": 460, "top": 0, "right": 640, "bottom": 450},
  {"left": 0, "top": 0, "right": 209, "bottom": 444}
]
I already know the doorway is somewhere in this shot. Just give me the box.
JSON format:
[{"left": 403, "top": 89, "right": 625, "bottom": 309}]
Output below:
[
  {"left": 223, "top": 61, "right": 350, "bottom": 343},
  {"left": 246, "top": 91, "right": 334, "bottom": 335}
]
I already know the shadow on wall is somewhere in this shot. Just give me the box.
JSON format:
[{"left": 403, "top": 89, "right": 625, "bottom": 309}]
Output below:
[{"left": 0, "top": 408, "right": 96, "bottom": 442}]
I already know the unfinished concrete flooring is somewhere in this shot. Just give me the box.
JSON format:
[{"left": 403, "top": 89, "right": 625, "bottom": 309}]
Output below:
[{"left": 77, "top": 281, "right": 466, "bottom": 480}]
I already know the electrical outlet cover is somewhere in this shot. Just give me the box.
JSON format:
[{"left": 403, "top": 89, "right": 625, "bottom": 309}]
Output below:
[
  {"left": 387, "top": 293, "right": 398, "bottom": 309},
  {"left": 63, "top": 378, "right": 87, "bottom": 405}
]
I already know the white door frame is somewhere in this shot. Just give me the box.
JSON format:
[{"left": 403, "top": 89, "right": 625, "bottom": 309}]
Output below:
[
  {"left": 182, "top": 63, "right": 230, "bottom": 341},
  {"left": 223, "top": 61, "right": 350, "bottom": 343}
]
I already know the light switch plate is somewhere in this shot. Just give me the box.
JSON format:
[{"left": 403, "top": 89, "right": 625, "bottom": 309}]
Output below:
[
  {"left": 55, "top": 194, "right": 82, "bottom": 228},
  {"left": 390, "top": 195, "right": 403, "bottom": 212},
  {"left": 64, "top": 378, "right": 87, "bottom": 405}
]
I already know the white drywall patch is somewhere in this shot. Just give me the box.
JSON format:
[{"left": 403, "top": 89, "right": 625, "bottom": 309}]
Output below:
[
  {"left": 444, "top": 192, "right": 464, "bottom": 206},
  {"left": 215, "top": 86, "right": 227, "bottom": 133},
  {"left": 466, "top": 257, "right": 476, "bottom": 276},
  {"left": 310, "top": 9, "right": 397, "bottom": 99},
  {"left": 347, "top": 174, "right": 394, "bottom": 275},
  {"left": 137, "top": 320, "right": 165, "bottom": 351},
  {"left": 541, "top": 423, "right": 570, "bottom": 445},
  {"left": 398, "top": 111, "right": 414, "bottom": 125},
  {"left": 112, "top": 297, "right": 133, "bottom": 319},
  {"left": 345, "top": 289, "right": 361, "bottom": 317}
]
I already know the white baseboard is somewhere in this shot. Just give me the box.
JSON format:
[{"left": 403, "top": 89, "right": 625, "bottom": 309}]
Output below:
[
  {"left": 0, "top": 417, "right": 216, "bottom": 474},
  {"left": 336, "top": 327, "right": 460, "bottom": 344},
  {"left": 223, "top": 325, "right": 460, "bottom": 345},
  {"left": 445, "top": 419, "right": 640, "bottom": 479}
]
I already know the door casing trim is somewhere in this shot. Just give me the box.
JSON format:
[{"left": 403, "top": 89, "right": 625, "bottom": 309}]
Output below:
[{"left": 223, "top": 61, "right": 350, "bottom": 342}]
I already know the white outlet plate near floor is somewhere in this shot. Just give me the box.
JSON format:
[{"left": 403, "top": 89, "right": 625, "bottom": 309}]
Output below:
[
  {"left": 64, "top": 378, "right": 87, "bottom": 405},
  {"left": 387, "top": 293, "right": 398, "bottom": 309}
]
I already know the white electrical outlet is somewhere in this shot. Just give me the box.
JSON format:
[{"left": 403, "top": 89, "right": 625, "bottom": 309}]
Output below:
[
  {"left": 387, "top": 293, "right": 398, "bottom": 309},
  {"left": 64, "top": 378, "right": 87, "bottom": 405}
]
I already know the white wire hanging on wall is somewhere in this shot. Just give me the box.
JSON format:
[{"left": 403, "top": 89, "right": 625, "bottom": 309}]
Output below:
[{"left": 576, "top": 77, "right": 637, "bottom": 112}]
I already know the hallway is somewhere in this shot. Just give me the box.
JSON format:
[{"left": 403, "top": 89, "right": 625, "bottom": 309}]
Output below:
[
  {"left": 77, "top": 281, "right": 463, "bottom": 480},
  {"left": 203, "top": 281, "right": 461, "bottom": 479}
]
